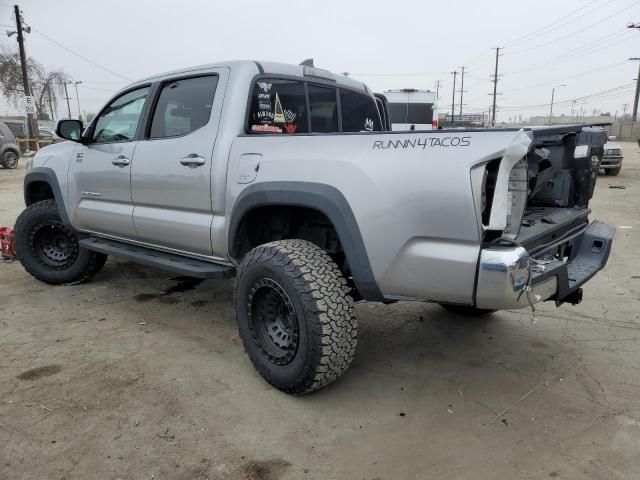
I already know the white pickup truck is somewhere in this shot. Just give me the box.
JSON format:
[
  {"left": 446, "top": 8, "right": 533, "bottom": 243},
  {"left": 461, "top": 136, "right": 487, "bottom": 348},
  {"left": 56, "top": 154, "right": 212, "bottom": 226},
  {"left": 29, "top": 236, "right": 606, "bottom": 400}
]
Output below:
[{"left": 14, "top": 60, "right": 614, "bottom": 394}]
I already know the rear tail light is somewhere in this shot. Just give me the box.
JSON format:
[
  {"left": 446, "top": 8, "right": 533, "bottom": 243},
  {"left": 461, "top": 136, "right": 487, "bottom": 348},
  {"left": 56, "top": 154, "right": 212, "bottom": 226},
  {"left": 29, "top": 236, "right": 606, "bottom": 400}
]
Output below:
[
  {"left": 432, "top": 120, "right": 438, "bottom": 129},
  {"left": 502, "top": 159, "right": 528, "bottom": 240}
]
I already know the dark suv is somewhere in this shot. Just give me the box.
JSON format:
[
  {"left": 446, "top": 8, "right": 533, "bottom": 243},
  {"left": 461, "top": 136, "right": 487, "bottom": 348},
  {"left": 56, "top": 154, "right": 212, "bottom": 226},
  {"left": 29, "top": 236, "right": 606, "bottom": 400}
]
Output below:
[{"left": 0, "top": 122, "right": 21, "bottom": 169}]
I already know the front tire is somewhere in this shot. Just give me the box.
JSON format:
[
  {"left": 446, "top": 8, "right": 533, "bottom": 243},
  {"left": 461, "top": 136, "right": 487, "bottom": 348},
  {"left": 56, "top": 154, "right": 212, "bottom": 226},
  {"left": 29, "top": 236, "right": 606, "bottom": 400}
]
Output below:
[
  {"left": 14, "top": 200, "right": 107, "bottom": 285},
  {"left": 0, "top": 150, "right": 19, "bottom": 169},
  {"left": 235, "top": 239, "right": 356, "bottom": 395},
  {"left": 605, "top": 166, "right": 621, "bottom": 176}
]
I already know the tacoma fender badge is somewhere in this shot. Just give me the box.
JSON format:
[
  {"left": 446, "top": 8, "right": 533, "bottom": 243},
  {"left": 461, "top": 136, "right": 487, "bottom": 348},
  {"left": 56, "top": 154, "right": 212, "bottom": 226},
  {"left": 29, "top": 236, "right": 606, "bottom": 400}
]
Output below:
[{"left": 81, "top": 191, "right": 102, "bottom": 198}]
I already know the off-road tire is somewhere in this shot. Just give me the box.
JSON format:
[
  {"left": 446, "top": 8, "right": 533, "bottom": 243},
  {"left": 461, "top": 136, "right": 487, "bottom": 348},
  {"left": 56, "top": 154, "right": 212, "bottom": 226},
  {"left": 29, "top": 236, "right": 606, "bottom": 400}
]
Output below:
[
  {"left": 0, "top": 150, "right": 19, "bottom": 169},
  {"left": 440, "top": 304, "right": 497, "bottom": 317},
  {"left": 235, "top": 239, "right": 356, "bottom": 395},
  {"left": 605, "top": 167, "right": 621, "bottom": 176},
  {"left": 14, "top": 199, "right": 106, "bottom": 285}
]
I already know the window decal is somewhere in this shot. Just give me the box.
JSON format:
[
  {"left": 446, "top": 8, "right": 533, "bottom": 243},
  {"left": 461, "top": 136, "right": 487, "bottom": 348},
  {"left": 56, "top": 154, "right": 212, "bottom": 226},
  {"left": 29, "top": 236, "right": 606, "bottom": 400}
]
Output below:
[
  {"left": 251, "top": 124, "right": 282, "bottom": 133},
  {"left": 284, "top": 109, "right": 296, "bottom": 123},
  {"left": 273, "top": 93, "right": 285, "bottom": 123},
  {"left": 364, "top": 118, "right": 374, "bottom": 131}
]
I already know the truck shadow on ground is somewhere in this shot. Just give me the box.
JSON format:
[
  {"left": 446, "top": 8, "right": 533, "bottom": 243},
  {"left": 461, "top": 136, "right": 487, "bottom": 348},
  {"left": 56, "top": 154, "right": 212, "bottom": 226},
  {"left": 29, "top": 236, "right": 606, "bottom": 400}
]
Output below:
[{"left": 94, "top": 260, "right": 565, "bottom": 397}]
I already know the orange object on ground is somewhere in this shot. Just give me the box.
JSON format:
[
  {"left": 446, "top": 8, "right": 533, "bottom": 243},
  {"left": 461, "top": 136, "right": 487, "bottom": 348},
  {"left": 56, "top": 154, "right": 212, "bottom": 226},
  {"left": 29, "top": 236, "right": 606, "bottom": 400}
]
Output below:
[{"left": 0, "top": 226, "right": 16, "bottom": 259}]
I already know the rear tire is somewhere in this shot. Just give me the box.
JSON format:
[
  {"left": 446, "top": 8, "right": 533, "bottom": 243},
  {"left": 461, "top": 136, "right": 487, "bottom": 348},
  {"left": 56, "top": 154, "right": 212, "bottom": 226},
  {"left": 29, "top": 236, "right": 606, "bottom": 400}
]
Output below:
[
  {"left": 14, "top": 200, "right": 106, "bottom": 285},
  {"left": 0, "top": 150, "right": 19, "bottom": 169},
  {"left": 235, "top": 239, "right": 356, "bottom": 395},
  {"left": 440, "top": 304, "right": 496, "bottom": 317}
]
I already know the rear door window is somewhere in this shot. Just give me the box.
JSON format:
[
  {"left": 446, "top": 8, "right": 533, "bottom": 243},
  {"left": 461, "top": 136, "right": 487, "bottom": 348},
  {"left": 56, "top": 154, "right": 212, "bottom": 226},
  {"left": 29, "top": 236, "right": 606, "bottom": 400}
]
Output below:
[
  {"left": 340, "top": 90, "right": 382, "bottom": 132},
  {"left": 308, "top": 85, "right": 338, "bottom": 133},
  {"left": 248, "top": 79, "right": 307, "bottom": 134},
  {"left": 149, "top": 75, "right": 218, "bottom": 139}
]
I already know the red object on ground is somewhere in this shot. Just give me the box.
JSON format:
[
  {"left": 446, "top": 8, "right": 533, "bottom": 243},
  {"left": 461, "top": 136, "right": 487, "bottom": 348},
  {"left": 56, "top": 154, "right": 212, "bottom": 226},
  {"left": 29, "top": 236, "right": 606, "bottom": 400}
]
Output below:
[{"left": 0, "top": 226, "right": 16, "bottom": 259}]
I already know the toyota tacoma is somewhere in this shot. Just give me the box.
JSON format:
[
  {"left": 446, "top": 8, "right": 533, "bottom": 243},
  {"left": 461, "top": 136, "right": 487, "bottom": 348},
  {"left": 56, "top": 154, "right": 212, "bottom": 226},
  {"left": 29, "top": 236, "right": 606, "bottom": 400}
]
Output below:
[{"left": 14, "top": 60, "right": 614, "bottom": 394}]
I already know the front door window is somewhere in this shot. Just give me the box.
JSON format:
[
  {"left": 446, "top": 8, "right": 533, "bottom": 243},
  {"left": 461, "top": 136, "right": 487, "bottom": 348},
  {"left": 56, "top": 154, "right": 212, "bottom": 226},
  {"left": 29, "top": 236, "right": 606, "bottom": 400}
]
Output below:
[{"left": 93, "top": 87, "right": 150, "bottom": 144}]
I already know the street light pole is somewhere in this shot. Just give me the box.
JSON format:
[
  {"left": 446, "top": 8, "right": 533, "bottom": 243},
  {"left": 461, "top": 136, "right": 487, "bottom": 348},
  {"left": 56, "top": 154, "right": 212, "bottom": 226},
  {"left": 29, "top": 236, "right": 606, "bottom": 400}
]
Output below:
[{"left": 549, "top": 84, "right": 566, "bottom": 125}]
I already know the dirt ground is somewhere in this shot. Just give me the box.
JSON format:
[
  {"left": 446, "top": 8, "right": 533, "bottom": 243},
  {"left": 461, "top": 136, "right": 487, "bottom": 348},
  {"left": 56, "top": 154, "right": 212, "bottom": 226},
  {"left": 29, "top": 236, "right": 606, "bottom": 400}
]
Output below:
[{"left": 1, "top": 143, "right": 639, "bottom": 480}]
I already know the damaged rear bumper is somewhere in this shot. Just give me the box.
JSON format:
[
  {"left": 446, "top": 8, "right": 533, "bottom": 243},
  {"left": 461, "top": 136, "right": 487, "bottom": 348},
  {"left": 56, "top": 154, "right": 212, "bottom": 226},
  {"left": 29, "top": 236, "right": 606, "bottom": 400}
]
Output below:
[{"left": 475, "top": 221, "right": 615, "bottom": 310}]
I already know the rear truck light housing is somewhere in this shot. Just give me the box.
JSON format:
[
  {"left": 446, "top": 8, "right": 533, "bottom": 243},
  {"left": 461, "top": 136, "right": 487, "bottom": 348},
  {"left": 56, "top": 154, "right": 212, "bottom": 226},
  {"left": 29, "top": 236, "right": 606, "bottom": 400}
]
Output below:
[{"left": 485, "top": 131, "right": 533, "bottom": 238}]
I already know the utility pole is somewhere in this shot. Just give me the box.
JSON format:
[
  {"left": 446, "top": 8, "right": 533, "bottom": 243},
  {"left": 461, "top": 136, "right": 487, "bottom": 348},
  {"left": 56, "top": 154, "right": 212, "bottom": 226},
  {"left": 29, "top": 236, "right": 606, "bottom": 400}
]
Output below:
[
  {"left": 62, "top": 82, "right": 72, "bottom": 119},
  {"left": 629, "top": 57, "right": 640, "bottom": 121},
  {"left": 72, "top": 81, "right": 82, "bottom": 120},
  {"left": 620, "top": 103, "right": 628, "bottom": 137},
  {"left": 450, "top": 70, "right": 457, "bottom": 124},
  {"left": 434, "top": 80, "right": 442, "bottom": 127},
  {"left": 459, "top": 66, "right": 465, "bottom": 116},
  {"left": 13, "top": 4, "right": 34, "bottom": 138},
  {"left": 490, "top": 47, "right": 501, "bottom": 126},
  {"left": 549, "top": 84, "right": 566, "bottom": 125}
]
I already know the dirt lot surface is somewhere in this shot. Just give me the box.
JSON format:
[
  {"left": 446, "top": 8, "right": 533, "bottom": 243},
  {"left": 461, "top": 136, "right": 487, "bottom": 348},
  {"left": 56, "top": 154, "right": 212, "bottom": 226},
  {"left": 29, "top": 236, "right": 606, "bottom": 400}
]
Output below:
[{"left": 1, "top": 143, "right": 640, "bottom": 480}]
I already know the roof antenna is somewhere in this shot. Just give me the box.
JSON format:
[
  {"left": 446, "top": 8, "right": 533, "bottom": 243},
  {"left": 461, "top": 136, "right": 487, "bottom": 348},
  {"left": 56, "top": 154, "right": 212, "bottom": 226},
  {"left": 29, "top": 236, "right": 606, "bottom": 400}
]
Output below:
[{"left": 299, "top": 58, "right": 314, "bottom": 67}]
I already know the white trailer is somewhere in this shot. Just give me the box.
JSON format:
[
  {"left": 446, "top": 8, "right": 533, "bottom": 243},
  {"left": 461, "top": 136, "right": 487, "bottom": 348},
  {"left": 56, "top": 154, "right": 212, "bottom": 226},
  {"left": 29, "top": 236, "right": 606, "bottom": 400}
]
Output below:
[{"left": 384, "top": 89, "right": 437, "bottom": 131}]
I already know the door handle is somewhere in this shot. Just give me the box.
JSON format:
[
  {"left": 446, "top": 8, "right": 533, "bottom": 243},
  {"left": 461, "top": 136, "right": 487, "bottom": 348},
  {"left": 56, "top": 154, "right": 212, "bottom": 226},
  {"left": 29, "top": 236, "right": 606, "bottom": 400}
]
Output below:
[
  {"left": 180, "top": 153, "right": 206, "bottom": 167},
  {"left": 112, "top": 155, "right": 130, "bottom": 167}
]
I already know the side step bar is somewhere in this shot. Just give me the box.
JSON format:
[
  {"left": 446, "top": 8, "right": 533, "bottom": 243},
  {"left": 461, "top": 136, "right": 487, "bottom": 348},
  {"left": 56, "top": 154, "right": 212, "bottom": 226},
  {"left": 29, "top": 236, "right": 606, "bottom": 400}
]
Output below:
[{"left": 80, "top": 237, "right": 235, "bottom": 279}]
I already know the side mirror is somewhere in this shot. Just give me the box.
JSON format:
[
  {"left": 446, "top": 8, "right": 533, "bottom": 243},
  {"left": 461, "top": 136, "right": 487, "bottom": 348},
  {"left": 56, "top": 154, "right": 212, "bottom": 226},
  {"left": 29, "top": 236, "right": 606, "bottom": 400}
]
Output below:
[
  {"left": 56, "top": 120, "right": 84, "bottom": 142},
  {"left": 608, "top": 135, "right": 616, "bottom": 141}
]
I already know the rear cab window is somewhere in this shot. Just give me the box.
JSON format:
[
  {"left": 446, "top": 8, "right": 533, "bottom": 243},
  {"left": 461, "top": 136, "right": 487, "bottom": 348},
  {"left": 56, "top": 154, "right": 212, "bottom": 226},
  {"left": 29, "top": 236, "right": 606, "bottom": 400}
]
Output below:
[
  {"left": 248, "top": 80, "right": 307, "bottom": 134},
  {"left": 340, "top": 90, "right": 382, "bottom": 132},
  {"left": 247, "top": 76, "right": 381, "bottom": 134}
]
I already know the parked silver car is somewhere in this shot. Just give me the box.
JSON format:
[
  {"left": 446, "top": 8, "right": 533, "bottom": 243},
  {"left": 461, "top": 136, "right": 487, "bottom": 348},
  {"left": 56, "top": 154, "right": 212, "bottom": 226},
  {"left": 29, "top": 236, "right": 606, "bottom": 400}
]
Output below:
[
  {"left": 0, "top": 121, "right": 21, "bottom": 169},
  {"left": 601, "top": 136, "right": 623, "bottom": 175}
]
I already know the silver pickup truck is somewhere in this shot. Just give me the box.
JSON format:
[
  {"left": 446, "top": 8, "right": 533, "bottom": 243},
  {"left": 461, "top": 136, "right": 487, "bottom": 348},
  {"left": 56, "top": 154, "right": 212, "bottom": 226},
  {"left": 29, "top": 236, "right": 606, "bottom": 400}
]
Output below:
[{"left": 14, "top": 60, "right": 614, "bottom": 394}]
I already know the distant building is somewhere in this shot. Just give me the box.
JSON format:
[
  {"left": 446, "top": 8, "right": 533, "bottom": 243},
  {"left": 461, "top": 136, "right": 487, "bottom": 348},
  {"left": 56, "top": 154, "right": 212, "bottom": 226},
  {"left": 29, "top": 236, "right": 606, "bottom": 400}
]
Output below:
[{"left": 443, "top": 113, "right": 486, "bottom": 125}]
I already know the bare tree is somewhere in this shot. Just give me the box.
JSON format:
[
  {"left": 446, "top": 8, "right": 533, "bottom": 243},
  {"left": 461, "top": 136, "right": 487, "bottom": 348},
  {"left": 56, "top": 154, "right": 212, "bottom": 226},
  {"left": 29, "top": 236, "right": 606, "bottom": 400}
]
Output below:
[{"left": 0, "top": 46, "right": 70, "bottom": 120}]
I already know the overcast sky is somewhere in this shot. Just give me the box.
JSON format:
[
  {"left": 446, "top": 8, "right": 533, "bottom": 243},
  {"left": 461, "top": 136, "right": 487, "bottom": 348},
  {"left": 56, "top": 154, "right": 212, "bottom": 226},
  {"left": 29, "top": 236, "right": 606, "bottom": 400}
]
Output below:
[{"left": 1, "top": 0, "right": 638, "bottom": 122}]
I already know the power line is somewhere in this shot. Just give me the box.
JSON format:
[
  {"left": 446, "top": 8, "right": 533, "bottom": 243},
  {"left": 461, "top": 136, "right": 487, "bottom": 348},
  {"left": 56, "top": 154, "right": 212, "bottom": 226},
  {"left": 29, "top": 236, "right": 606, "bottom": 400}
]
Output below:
[
  {"left": 491, "top": 85, "right": 635, "bottom": 112},
  {"left": 79, "top": 84, "right": 117, "bottom": 92},
  {"left": 463, "top": 0, "right": 604, "bottom": 69},
  {"left": 503, "top": 61, "right": 628, "bottom": 93},
  {"left": 503, "top": 33, "right": 635, "bottom": 75},
  {"left": 82, "top": 80, "right": 128, "bottom": 84},
  {"left": 351, "top": 71, "right": 449, "bottom": 77},
  {"left": 503, "top": 0, "right": 606, "bottom": 48},
  {"left": 497, "top": 83, "right": 635, "bottom": 110},
  {"left": 504, "top": 1, "right": 639, "bottom": 56},
  {"left": 30, "top": 26, "right": 132, "bottom": 82},
  {"left": 538, "top": 30, "right": 632, "bottom": 65},
  {"left": 506, "top": 27, "right": 629, "bottom": 57}
]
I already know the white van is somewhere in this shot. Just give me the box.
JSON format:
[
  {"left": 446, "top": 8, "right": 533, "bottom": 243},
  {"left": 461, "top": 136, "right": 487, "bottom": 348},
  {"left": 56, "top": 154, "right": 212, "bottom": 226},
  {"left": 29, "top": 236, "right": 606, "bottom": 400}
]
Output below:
[{"left": 384, "top": 89, "right": 437, "bottom": 131}]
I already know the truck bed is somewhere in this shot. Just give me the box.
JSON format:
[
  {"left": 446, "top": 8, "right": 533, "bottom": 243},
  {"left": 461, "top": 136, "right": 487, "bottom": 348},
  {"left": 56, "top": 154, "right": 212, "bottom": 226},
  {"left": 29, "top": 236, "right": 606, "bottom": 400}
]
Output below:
[{"left": 517, "top": 207, "right": 590, "bottom": 251}]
